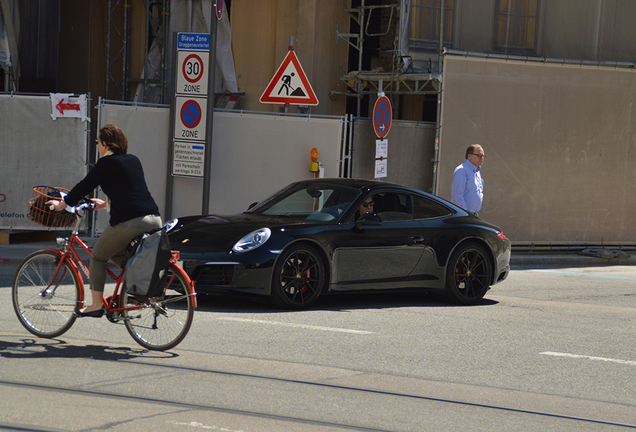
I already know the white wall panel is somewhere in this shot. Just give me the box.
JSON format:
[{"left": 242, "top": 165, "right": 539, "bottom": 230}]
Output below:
[
  {"left": 99, "top": 103, "right": 345, "bottom": 231},
  {"left": 0, "top": 94, "right": 88, "bottom": 230}
]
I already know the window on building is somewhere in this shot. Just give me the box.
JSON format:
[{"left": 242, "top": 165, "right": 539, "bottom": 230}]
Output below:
[
  {"left": 495, "top": 0, "right": 540, "bottom": 53},
  {"left": 410, "top": 0, "right": 455, "bottom": 49}
]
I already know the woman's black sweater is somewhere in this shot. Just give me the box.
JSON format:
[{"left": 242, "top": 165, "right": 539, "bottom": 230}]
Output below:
[{"left": 64, "top": 153, "right": 159, "bottom": 226}]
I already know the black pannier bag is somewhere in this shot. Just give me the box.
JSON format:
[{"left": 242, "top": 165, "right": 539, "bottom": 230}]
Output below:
[{"left": 124, "top": 227, "right": 171, "bottom": 297}]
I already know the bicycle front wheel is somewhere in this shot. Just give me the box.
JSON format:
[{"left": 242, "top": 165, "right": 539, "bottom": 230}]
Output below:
[
  {"left": 12, "top": 250, "right": 80, "bottom": 338},
  {"left": 122, "top": 262, "right": 194, "bottom": 351}
]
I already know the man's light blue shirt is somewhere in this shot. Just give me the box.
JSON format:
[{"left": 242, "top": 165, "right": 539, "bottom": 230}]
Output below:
[{"left": 451, "top": 159, "right": 483, "bottom": 213}]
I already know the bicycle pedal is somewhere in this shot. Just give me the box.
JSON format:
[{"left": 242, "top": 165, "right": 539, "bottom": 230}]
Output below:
[{"left": 106, "top": 312, "right": 122, "bottom": 323}]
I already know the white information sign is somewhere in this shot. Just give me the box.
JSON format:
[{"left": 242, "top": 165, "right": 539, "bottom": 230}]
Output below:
[
  {"left": 173, "top": 140, "right": 205, "bottom": 177},
  {"left": 375, "top": 160, "right": 387, "bottom": 178},
  {"left": 374, "top": 139, "right": 388, "bottom": 179},
  {"left": 375, "top": 139, "right": 388, "bottom": 159}
]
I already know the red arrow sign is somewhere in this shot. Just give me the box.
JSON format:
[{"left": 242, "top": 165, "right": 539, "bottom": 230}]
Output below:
[{"left": 56, "top": 100, "right": 81, "bottom": 115}]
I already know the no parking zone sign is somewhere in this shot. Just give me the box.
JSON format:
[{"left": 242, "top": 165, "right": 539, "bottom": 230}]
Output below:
[
  {"left": 175, "top": 96, "right": 206, "bottom": 135},
  {"left": 172, "top": 33, "right": 210, "bottom": 177},
  {"left": 373, "top": 94, "right": 392, "bottom": 139}
]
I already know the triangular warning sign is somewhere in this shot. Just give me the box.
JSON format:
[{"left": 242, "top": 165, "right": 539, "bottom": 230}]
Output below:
[{"left": 260, "top": 50, "right": 319, "bottom": 106}]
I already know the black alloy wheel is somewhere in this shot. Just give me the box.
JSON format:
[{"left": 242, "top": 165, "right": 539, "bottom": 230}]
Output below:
[
  {"left": 270, "top": 244, "right": 326, "bottom": 309},
  {"left": 445, "top": 242, "right": 492, "bottom": 305}
]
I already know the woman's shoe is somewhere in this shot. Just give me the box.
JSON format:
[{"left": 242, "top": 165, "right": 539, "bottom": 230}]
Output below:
[{"left": 74, "top": 307, "right": 105, "bottom": 318}]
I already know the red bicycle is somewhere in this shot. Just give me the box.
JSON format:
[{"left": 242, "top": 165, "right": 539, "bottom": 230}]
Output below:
[{"left": 12, "top": 187, "right": 197, "bottom": 351}]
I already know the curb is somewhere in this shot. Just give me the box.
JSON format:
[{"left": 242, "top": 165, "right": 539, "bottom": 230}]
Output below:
[{"left": 510, "top": 252, "right": 636, "bottom": 269}]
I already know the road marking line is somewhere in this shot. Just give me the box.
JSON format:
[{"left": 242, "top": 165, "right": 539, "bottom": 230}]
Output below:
[
  {"left": 529, "top": 269, "right": 636, "bottom": 281},
  {"left": 172, "top": 421, "right": 240, "bottom": 431},
  {"left": 540, "top": 351, "right": 636, "bottom": 366},
  {"left": 490, "top": 295, "right": 636, "bottom": 315},
  {"left": 216, "top": 317, "right": 373, "bottom": 334}
]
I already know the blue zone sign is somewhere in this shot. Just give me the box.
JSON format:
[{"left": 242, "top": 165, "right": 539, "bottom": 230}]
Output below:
[{"left": 178, "top": 33, "right": 210, "bottom": 51}]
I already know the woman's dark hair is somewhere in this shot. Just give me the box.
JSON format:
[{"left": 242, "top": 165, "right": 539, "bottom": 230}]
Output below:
[{"left": 98, "top": 124, "right": 128, "bottom": 154}]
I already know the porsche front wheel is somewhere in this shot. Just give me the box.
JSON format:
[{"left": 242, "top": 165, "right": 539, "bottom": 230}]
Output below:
[{"left": 270, "top": 244, "right": 326, "bottom": 310}]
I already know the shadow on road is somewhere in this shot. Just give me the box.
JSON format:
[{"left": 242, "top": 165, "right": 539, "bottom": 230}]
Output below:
[
  {"left": 0, "top": 338, "right": 177, "bottom": 360},
  {"left": 195, "top": 290, "right": 499, "bottom": 313}
]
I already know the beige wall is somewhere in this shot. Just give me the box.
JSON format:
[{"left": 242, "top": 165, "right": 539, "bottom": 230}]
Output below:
[
  {"left": 352, "top": 120, "right": 436, "bottom": 194},
  {"left": 438, "top": 55, "right": 636, "bottom": 245},
  {"left": 230, "top": 0, "right": 349, "bottom": 115},
  {"left": 443, "top": 0, "right": 636, "bottom": 62}
]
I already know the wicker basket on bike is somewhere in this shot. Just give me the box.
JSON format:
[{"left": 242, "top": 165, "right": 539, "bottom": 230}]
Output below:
[{"left": 28, "top": 186, "right": 77, "bottom": 228}]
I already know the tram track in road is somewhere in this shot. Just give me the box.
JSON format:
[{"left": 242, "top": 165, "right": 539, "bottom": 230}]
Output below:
[
  {"left": 1, "top": 336, "right": 636, "bottom": 431},
  {"left": 2, "top": 374, "right": 636, "bottom": 431},
  {"left": 2, "top": 264, "right": 636, "bottom": 432},
  {"left": 1, "top": 375, "right": 635, "bottom": 431},
  {"left": 0, "top": 380, "right": 393, "bottom": 432}
]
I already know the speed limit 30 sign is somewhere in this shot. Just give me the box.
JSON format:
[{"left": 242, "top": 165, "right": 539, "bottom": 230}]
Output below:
[{"left": 176, "top": 50, "right": 209, "bottom": 96}]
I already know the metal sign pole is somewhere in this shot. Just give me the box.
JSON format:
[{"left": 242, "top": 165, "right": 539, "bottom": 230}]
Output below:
[
  {"left": 202, "top": 9, "right": 218, "bottom": 214},
  {"left": 165, "top": 33, "right": 178, "bottom": 220}
]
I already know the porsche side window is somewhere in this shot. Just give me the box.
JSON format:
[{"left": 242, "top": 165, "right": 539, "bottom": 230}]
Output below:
[
  {"left": 413, "top": 196, "right": 452, "bottom": 219},
  {"left": 257, "top": 185, "right": 359, "bottom": 220},
  {"left": 374, "top": 193, "right": 413, "bottom": 222}
]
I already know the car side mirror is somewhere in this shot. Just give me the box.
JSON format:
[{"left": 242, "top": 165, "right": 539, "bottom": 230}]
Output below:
[
  {"left": 247, "top": 202, "right": 258, "bottom": 211},
  {"left": 355, "top": 213, "right": 382, "bottom": 230}
]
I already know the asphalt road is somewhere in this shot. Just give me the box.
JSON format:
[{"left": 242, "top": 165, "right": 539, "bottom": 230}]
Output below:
[{"left": 1, "top": 258, "right": 635, "bottom": 431}]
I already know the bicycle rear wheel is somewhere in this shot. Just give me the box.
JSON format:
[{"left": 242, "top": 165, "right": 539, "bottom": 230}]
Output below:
[
  {"left": 12, "top": 250, "right": 80, "bottom": 338},
  {"left": 122, "top": 262, "right": 194, "bottom": 351}
]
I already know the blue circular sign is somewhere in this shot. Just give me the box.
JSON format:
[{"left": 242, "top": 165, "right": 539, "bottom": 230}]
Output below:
[
  {"left": 373, "top": 95, "right": 392, "bottom": 139},
  {"left": 216, "top": 0, "right": 223, "bottom": 20},
  {"left": 180, "top": 100, "right": 202, "bottom": 128}
]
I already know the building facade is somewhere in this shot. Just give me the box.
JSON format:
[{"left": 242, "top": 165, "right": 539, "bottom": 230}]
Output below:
[{"left": 3, "top": 0, "right": 636, "bottom": 244}]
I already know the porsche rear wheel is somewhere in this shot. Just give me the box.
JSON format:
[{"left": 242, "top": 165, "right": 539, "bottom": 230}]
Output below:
[
  {"left": 271, "top": 244, "right": 326, "bottom": 310},
  {"left": 445, "top": 242, "right": 492, "bottom": 305}
]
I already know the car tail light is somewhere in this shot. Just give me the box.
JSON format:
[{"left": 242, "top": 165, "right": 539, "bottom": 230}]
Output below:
[{"left": 497, "top": 232, "right": 507, "bottom": 240}]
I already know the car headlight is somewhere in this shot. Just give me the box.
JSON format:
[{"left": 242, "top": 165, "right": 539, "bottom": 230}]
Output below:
[
  {"left": 232, "top": 228, "right": 271, "bottom": 253},
  {"left": 165, "top": 218, "right": 179, "bottom": 233}
]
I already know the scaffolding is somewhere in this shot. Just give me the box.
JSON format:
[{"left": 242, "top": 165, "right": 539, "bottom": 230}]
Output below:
[
  {"left": 332, "top": 0, "right": 440, "bottom": 117},
  {"left": 106, "top": 0, "right": 169, "bottom": 103}
]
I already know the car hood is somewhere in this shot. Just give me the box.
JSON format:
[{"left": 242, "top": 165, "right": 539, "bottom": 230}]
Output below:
[{"left": 168, "top": 213, "right": 317, "bottom": 254}]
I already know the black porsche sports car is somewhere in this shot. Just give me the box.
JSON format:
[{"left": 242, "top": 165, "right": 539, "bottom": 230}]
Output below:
[{"left": 167, "top": 179, "right": 511, "bottom": 309}]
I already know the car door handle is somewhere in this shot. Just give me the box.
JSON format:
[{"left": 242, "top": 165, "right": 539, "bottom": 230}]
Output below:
[{"left": 408, "top": 236, "right": 424, "bottom": 245}]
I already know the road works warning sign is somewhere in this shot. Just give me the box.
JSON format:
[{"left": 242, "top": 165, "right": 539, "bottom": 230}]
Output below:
[{"left": 260, "top": 49, "right": 318, "bottom": 106}]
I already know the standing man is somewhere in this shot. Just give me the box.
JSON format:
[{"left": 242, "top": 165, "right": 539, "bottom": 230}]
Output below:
[{"left": 451, "top": 144, "right": 485, "bottom": 214}]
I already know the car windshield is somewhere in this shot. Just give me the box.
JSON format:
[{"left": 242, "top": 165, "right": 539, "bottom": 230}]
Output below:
[{"left": 248, "top": 183, "right": 361, "bottom": 222}]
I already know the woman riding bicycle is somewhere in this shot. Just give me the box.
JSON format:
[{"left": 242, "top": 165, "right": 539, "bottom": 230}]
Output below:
[{"left": 48, "top": 124, "right": 162, "bottom": 317}]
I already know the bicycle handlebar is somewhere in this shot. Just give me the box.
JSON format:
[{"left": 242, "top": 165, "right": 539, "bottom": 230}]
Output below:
[
  {"left": 48, "top": 199, "right": 95, "bottom": 214},
  {"left": 76, "top": 200, "right": 96, "bottom": 212}
]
